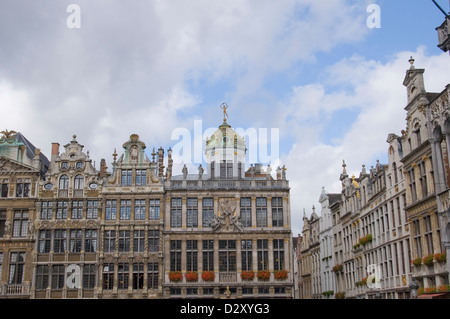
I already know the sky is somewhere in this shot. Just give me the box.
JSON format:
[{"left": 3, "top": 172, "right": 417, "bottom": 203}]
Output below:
[{"left": 1, "top": 0, "right": 450, "bottom": 236}]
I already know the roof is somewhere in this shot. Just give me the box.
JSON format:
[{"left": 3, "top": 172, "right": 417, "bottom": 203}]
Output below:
[{"left": 15, "top": 132, "right": 50, "bottom": 173}]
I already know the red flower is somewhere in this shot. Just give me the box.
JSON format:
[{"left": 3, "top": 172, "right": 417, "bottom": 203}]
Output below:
[
  {"left": 185, "top": 271, "right": 198, "bottom": 282},
  {"left": 201, "top": 271, "right": 215, "bottom": 282},
  {"left": 257, "top": 270, "right": 270, "bottom": 281},
  {"left": 240, "top": 271, "right": 255, "bottom": 281},
  {"left": 169, "top": 271, "right": 183, "bottom": 282},
  {"left": 274, "top": 270, "right": 288, "bottom": 280}
]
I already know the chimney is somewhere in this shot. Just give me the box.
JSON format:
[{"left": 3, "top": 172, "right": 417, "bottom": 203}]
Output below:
[
  {"left": 99, "top": 158, "right": 108, "bottom": 179},
  {"left": 51, "top": 143, "right": 60, "bottom": 160}
]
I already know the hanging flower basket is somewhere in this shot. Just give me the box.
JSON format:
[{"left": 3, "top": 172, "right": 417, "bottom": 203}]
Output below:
[
  {"left": 240, "top": 271, "right": 255, "bottom": 281},
  {"left": 169, "top": 271, "right": 183, "bottom": 282},
  {"left": 185, "top": 271, "right": 198, "bottom": 282},
  {"left": 256, "top": 270, "right": 270, "bottom": 281},
  {"left": 274, "top": 270, "right": 288, "bottom": 281},
  {"left": 201, "top": 271, "right": 215, "bottom": 282}
]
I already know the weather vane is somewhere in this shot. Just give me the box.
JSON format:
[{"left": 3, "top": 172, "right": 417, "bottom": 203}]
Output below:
[{"left": 220, "top": 103, "right": 229, "bottom": 122}]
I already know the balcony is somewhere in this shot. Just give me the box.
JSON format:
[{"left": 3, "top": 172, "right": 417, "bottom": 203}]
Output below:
[
  {"left": 166, "top": 179, "right": 289, "bottom": 190},
  {"left": 219, "top": 272, "right": 237, "bottom": 283},
  {"left": 0, "top": 284, "right": 31, "bottom": 298}
]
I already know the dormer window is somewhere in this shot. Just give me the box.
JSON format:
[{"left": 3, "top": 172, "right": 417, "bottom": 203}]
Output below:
[
  {"left": 76, "top": 162, "right": 84, "bottom": 170},
  {"left": 414, "top": 123, "right": 421, "bottom": 146},
  {"left": 61, "top": 162, "right": 69, "bottom": 170}
]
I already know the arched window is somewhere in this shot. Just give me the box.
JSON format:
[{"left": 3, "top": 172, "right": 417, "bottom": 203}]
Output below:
[
  {"left": 74, "top": 175, "right": 84, "bottom": 190},
  {"left": 59, "top": 175, "right": 69, "bottom": 190}
]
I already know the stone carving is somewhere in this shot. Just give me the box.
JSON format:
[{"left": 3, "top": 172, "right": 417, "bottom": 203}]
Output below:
[{"left": 211, "top": 198, "right": 243, "bottom": 232}]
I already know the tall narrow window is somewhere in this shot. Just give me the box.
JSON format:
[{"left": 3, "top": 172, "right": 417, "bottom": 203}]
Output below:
[
  {"left": 12, "top": 210, "right": 28, "bottom": 237},
  {"left": 133, "top": 230, "right": 145, "bottom": 252},
  {"left": 104, "top": 230, "right": 116, "bottom": 253},
  {"left": 59, "top": 175, "right": 69, "bottom": 190},
  {"left": 424, "top": 215, "right": 434, "bottom": 255},
  {"left": 241, "top": 240, "right": 253, "bottom": 271},
  {"left": 41, "top": 201, "right": 53, "bottom": 220},
  {"left": 409, "top": 168, "right": 417, "bottom": 203},
  {"left": 240, "top": 198, "right": 251, "bottom": 227},
  {"left": 85, "top": 229, "right": 97, "bottom": 253},
  {"left": 69, "top": 229, "right": 82, "bottom": 253},
  {"left": 419, "top": 161, "right": 428, "bottom": 198},
  {"left": 170, "top": 198, "right": 182, "bottom": 228},
  {"left": 51, "top": 265, "right": 65, "bottom": 289},
  {"left": 16, "top": 179, "right": 31, "bottom": 197},
  {"left": 0, "top": 210, "right": 6, "bottom": 237},
  {"left": 148, "top": 263, "right": 158, "bottom": 289},
  {"left": 102, "top": 263, "right": 114, "bottom": 290},
  {"left": 105, "top": 200, "right": 117, "bottom": 220},
  {"left": 273, "top": 239, "right": 285, "bottom": 271},
  {"left": 118, "top": 263, "right": 129, "bottom": 289},
  {"left": 202, "top": 198, "right": 214, "bottom": 227},
  {"left": 413, "top": 219, "right": 422, "bottom": 257},
  {"left": 149, "top": 199, "right": 160, "bottom": 220},
  {"left": 187, "top": 198, "right": 198, "bottom": 227},
  {"left": 38, "top": 230, "right": 51, "bottom": 253},
  {"left": 121, "top": 169, "right": 132, "bottom": 186},
  {"left": 118, "top": 230, "right": 130, "bottom": 252},
  {"left": 71, "top": 201, "right": 83, "bottom": 219},
  {"left": 35, "top": 265, "right": 49, "bottom": 290},
  {"left": 120, "top": 200, "right": 131, "bottom": 220},
  {"left": 256, "top": 197, "right": 267, "bottom": 227},
  {"left": 9, "top": 252, "right": 26, "bottom": 284},
  {"left": 134, "top": 199, "right": 146, "bottom": 220},
  {"left": 135, "top": 169, "right": 146, "bottom": 186},
  {"left": 203, "top": 240, "right": 214, "bottom": 271},
  {"left": 186, "top": 240, "right": 198, "bottom": 272},
  {"left": 74, "top": 174, "right": 84, "bottom": 190},
  {"left": 83, "top": 264, "right": 96, "bottom": 289},
  {"left": 86, "top": 200, "right": 98, "bottom": 219},
  {"left": 132, "top": 263, "right": 144, "bottom": 289},
  {"left": 219, "top": 240, "right": 236, "bottom": 272},
  {"left": 56, "top": 201, "right": 68, "bottom": 219},
  {"left": 0, "top": 179, "right": 9, "bottom": 198},
  {"left": 257, "top": 239, "right": 269, "bottom": 271},
  {"left": 54, "top": 229, "right": 67, "bottom": 253},
  {"left": 148, "top": 230, "right": 159, "bottom": 252},
  {"left": 170, "top": 240, "right": 182, "bottom": 271},
  {"left": 272, "top": 197, "right": 283, "bottom": 227}
]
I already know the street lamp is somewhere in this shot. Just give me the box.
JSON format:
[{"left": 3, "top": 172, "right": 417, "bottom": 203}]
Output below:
[{"left": 409, "top": 279, "right": 419, "bottom": 299}]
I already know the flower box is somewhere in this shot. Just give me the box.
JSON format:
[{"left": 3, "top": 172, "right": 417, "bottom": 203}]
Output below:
[
  {"left": 256, "top": 270, "right": 270, "bottom": 281},
  {"left": 434, "top": 252, "right": 447, "bottom": 263},
  {"left": 423, "top": 255, "right": 434, "bottom": 266},
  {"left": 332, "top": 264, "right": 343, "bottom": 273},
  {"left": 358, "top": 234, "right": 373, "bottom": 246},
  {"left": 185, "top": 271, "right": 198, "bottom": 282},
  {"left": 169, "top": 271, "right": 183, "bottom": 282},
  {"left": 335, "top": 292, "right": 345, "bottom": 299},
  {"left": 240, "top": 271, "right": 255, "bottom": 281},
  {"left": 201, "top": 271, "right": 215, "bottom": 282},
  {"left": 412, "top": 257, "right": 422, "bottom": 267},
  {"left": 274, "top": 270, "right": 288, "bottom": 281}
]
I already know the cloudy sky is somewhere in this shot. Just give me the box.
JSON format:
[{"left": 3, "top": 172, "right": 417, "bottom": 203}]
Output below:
[{"left": 1, "top": 0, "right": 450, "bottom": 235}]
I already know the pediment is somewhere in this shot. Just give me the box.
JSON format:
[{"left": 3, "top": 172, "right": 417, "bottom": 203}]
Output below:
[{"left": 0, "top": 156, "right": 38, "bottom": 174}]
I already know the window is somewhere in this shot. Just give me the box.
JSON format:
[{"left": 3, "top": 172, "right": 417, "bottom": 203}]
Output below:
[
  {"left": 54, "top": 229, "right": 67, "bottom": 253},
  {"left": 51, "top": 265, "right": 65, "bottom": 289},
  {"left": 61, "top": 162, "right": 69, "bottom": 169},
  {"left": 85, "top": 229, "right": 97, "bottom": 252},
  {"left": 170, "top": 240, "right": 182, "bottom": 271},
  {"left": 12, "top": 210, "right": 28, "bottom": 237},
  {"left": 419, "top": 162, "right": 428, "bottom": 198},
  {"left": 272, "top": 197, "right": 283, "bottom": 227},
  {"left": 120, "top": 199, "right": 131, "bottom": 220},
  {"left": 134, "top": 199, "right": 146, "bottom": 220},
  {"left": 1, "top": 179, "right": 9, "bottom": 198},
  {"left": 59, "top": 175, "right": 69, "bottom": 190},
  {"left": 135, "top": 169, "right": 146, "bottom": 186},
  {"left": 220, "top": 161, "right": 233, "bottom": 179},
  {"left": 121, "top": 169, "right": 132, "bottom": 186},
  {"left": 413, "top": 219, "right": 422, "bottom": 257},
  {"left": 202, "top": 198, "right": 214, "bottom": 227},
  {"left": 256, "top": 197, "right": 267, "bottom": 227},
  {"left": 105, "top": 200, "right": 117, "bottom": 220},
  {"left": 409, "top": 168, "right": 417, "bottom": 203},
  {"left": 35, "top": 265, "right": 49, "bottom": 290},
  {"left": 203, "top": 240, "right": 214, "bottom": 271},
  {"left": 148, "top": 262, "right": 159, "bottom": 289},
  {"left": 118, "top": 230, "right": 130, "bottom": 252},
  {"left": 83, "top": 264, "right": 96, "bottom": 289},
  {"left": 104, "top": 230, "right": 116, "bottom": 253},
  {"left": 241, "top": 240, "right": 253, "bottom": 271},
  {"left": 86, "top": 200, "right": 98, "bottom": 219},
  {"left": 16, "top": 179, "right": 31, "bottom": 197},
  {"left": 41, "top": 201, "right": 53, "bottom": 220},
  {"left": 0, "top": 210, "right": 6, "bottom": 237},
  {"left": 39, "top": 230, "right": 51, "bottom": 253},
  {"left": 56, "top": 201, "right": 68, "bottom": 219},
  {"left": 170, "top": 198, "right": 182, "bottom": 228},
  {"left": 273, "top": 239, "right": 285, "bottom": 271},
  {"left": 187, "top": 198, "right": 198, "bottom": 227},
  {"left": 133, "top": 263, "right": 144, "bottom": 289},
  {"left": 69, "top": 229, "right": 82, "bottom": 253},
  {"left": 149, "top": 199, "right": 160, "bottom": 220},
  {"left": 118, "top": 263, "right": 129, "bottom": 289},
  {"left": 148, "top": 230, "right": 159, "bottom": 252},
  {"left": 240, "top": 198, "right": 251, "bottom": 227},
  {"left": 219, "top": 240, "right": 236, "bottom": 272},
  {"left": 74, "top": 175, "right": 84, "bottom": 190},
  {"left": 257, "top": 239, "right": 269, "bottom": 271},
  {"left": 9, "top": 252, "right": 25, "bottom": 284},
  {"left": 186, "top": 240, "right": 198, "bottom": 271},
  {"left": 134, "top": 230, "right": 145, "bottom": 252},
  {"left": 103, "top": 263, "right": 114, "bottom": 290},
  {"left": 424, "top": 215, "right": 434, "bottom": 255},
  {"left": 71, "top": 201, "right": 83, "bottom": 219}
]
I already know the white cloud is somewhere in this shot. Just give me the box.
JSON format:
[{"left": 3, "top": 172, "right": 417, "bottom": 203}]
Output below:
[{"left": 286, "top": 47, "right": 450, "bottom": 236}]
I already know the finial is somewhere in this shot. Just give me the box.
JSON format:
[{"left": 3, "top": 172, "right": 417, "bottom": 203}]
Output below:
[
  {"left": 220, "top": 103, "right": 229, "bottom": 123},
  {"left": 342, "top": 160, "right": 347, "bottom": 174},
  {"left": 113, "top": 148, "right": 117, "bottom": 162},
  {"left": 73, "top": 134, "right": 77, "bottom": 141},
  {"left": 409, "top": 56, "right": 415, "bottom": 69},
  {"left": 152, "top": 147, "right": 156, "bottom": 162}
]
